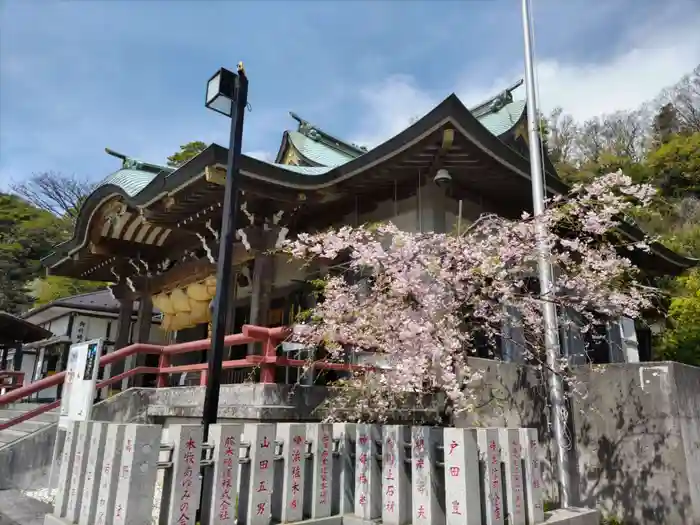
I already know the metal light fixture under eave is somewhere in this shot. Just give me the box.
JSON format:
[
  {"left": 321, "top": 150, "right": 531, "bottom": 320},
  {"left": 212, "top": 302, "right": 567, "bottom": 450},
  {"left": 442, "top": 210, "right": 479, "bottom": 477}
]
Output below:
[{"left": 205, "top": 67, "right": 238, "bottom": 117}]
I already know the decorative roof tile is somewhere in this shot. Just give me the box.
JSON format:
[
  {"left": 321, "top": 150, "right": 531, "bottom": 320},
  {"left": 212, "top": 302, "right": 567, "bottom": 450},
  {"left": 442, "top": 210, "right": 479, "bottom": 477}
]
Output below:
[
  {"left": 478, "top": 100, "right": 527, "bottom": 137},
  {"left": 96, "top": 168, "right": 160, "bottom": 197},
  {"left": 287, "top": 131, "right": 357, "bottom": 168},
  {"left": 261, "top": 161, "right": 333, "bottom": 176}
]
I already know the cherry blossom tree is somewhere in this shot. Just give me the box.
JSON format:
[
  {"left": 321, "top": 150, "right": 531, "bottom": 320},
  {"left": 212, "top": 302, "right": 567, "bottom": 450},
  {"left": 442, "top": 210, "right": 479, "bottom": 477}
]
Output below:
[{"left": 282, "top": 172, "right": 658, "bottom": 422}]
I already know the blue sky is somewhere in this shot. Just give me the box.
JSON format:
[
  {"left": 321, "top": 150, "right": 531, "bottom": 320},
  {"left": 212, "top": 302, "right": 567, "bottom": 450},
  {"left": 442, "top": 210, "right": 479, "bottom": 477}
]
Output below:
[{"left": 1, "top": 0, "right": 699, "bottom": 190}]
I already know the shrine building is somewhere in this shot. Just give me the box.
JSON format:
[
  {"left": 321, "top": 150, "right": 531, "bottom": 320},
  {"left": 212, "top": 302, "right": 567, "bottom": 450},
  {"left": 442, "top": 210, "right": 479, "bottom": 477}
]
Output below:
[{"left": 39, "top": 81, "right": 695, "bottom": 391}]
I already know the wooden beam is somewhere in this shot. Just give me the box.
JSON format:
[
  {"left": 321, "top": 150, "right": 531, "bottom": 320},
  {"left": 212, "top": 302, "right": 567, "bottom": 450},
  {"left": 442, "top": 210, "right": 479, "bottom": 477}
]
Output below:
[
  {"left": 88, "top": 238, "right": 184, "bottom": 260},
  {"left": 205, "top": 166, "right": 226, "bottom": 186},
  {"left": 142, "top": 243, "right": 255, "bottom": 294}
]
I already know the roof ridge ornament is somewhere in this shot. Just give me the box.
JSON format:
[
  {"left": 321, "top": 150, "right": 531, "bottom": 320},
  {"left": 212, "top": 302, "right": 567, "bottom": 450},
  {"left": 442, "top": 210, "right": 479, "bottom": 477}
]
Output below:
[
  {"left": 288, "top": 111, "right": 367, "bottom": 153},
  {"left": 105, "top": 147, "right": 172, "bottom": 174},
  {"left": 470, "top": 79, "right": 523, "bottom": 117}
]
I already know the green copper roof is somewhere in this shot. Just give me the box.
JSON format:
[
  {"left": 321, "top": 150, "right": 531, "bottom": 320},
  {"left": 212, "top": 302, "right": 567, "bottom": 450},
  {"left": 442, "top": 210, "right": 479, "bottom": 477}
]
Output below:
[
  {"left": 288, "top": 131, "right": 358, "bottom": 168},
  {"left": 97, "top": 168, "right": 161, "bottom": 197},
  {"left": 263, "top": 162, "right": 333, "bottom": 176},
  {"left": 284, "top": 82, "right": 527, "bottom": 169},
  {"left": 478, "top": 100, "right": 526, "bottom": 136},
  {"left": 95, "top": 149, "right": 173, "bottom": 197}
]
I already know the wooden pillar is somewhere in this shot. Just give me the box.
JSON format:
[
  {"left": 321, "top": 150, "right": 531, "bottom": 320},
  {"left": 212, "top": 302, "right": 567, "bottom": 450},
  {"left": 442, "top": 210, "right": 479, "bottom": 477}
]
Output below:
[
  {"left": 115, "top": 298, "right": 133, "bottom": 350},
  {"left": 108, "top": 297, "right": 132, "bottom": 396},
  {"left": 131, "top": 295, "right": 153, "bottom": 388},
  {"left": 247, "top": 252, "right": 275, "bottom": 356}
]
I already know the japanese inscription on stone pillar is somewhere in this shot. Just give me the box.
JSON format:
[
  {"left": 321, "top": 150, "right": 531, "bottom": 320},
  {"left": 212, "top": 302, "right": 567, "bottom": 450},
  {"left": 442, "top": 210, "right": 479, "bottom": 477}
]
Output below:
[
  {"left": 477, "top": 428, "right": 504, "bottom": 525},
  {"left": 246, "top": 423, "right": 276, "bottom": 525},
  {"left": 80, "top": 421, "right": 107, "bottom": 525},
  {"left": 382, "top": 425, "right": 410, "bottom": 524},
  {"left": 278, "top": 423, "right": 307, "bottom": 522},
  {"left": 95, "top": 424, "right": 125, "bottom": 525},
  {"left": 164, "top": 424, "right": 203, "bottom": 525},
  {"left": 333, "top": 423, "right": 356, "bottom": 516},
  {"left": 355, "top": 424, "right": 381, "bottom": 520},
  {"left": 442, "top": 428, "right": 481, "bottom": 525},
  {"left": 53, "top": 420, "right": 79, "bottom": 518},
  {"left": 309, "top": 423, "right": 333, "bottom": 518},
  {"left": 411, "top": 426, "right": 445, "bottom": 525},
  {"left": 113, "top": 424, "right": 160, "bottom": 525},
  {"left": 202, "top": 424, "right": 243, "bottom": 525},
  {"left": 519, "top": 427, "right": 544, "bottom": 524},
  {"left": 499, "top": 428, "right": 525, "bottom": 525},
  {"left": 66, "top": 421, "right": 92, "bottom": 522}
]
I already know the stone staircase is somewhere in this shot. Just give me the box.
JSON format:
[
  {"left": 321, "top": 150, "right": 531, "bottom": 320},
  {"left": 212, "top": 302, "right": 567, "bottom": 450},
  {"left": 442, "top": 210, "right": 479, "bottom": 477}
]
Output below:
[{"left": 0, "top": 404, "right": 59, "bottom": 449}]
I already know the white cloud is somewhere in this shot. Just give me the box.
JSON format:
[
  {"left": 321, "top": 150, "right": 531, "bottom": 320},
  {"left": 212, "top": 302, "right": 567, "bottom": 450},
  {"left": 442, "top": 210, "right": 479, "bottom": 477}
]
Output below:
[{"left": 351, "top": 5, "right": 700, "bottom": 147}]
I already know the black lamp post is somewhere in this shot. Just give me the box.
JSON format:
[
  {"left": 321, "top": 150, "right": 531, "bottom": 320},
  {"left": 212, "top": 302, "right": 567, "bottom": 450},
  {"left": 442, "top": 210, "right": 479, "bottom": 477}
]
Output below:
[{"left": 201, "top": 63, "right": 249, "bottom": 441}]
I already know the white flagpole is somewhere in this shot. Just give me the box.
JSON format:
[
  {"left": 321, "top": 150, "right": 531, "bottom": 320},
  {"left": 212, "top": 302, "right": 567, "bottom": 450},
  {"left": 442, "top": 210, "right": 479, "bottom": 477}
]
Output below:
[{"left": 520, "top": 0, "right": 572, "bottom": 507}]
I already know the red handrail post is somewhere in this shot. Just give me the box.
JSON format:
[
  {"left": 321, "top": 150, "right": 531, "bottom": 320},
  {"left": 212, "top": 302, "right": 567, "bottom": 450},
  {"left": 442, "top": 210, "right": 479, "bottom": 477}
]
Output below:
[
  {"left": 260, "top": 333, "right": 277, "bottom": 384},
  {"left": 156, "top": 353, "right": 170, "bottom": 388},
  {"left": 200, "top": 370, "right": 208, "bottom": 386}
]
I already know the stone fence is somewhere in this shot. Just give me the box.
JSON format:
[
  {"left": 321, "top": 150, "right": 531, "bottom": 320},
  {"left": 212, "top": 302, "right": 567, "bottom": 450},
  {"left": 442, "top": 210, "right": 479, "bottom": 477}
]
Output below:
[{"left": 45, "top": 422, "right": 547, "bottom": 525}]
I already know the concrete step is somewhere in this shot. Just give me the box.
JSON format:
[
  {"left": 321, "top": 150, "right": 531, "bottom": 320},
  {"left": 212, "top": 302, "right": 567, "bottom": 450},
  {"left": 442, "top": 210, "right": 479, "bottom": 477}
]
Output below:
[
  {"left": 0, "top": 489, "right": 53, "bottom": 525},
  {"left": 0, "top": 409, "right": 58, "bottom": 423},
  {"left": 0, "top": 429, "right": 29, "bottom": 444},
  {"left": 0, "top": 419, "right": 50, "bottom": 433},
  {"left": 4, "top": 403, "right": 59, "bottom": 413}
]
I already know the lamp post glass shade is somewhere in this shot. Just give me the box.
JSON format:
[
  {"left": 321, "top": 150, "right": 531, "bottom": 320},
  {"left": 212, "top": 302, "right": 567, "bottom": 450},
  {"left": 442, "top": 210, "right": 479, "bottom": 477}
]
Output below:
[{"left": 205, "top": 67, "right": 237, "bottom": 117}]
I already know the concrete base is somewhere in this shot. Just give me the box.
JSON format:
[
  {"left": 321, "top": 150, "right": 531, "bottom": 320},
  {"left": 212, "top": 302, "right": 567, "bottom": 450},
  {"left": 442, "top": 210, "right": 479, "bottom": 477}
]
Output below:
[
  {"left": 42, "top": 514, "right": 72, "bottom": 525},
  {"left": 40, "top": 508, "right": 599, "bottom": 525},
  {"left": 340, "top": 516, "right": 381, "bottom": 525},
  {"left": 293, "top": 517, "right": 344, "bottom": 525},
  {"left": 543, "top": 507, "right": 601, "bottom": 525}
]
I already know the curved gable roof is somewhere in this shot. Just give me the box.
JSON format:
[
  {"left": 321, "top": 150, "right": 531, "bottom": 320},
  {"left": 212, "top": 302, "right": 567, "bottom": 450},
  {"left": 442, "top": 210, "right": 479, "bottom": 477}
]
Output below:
[{"left": 44, "top": 92, "right": 697, "bottom": 275}]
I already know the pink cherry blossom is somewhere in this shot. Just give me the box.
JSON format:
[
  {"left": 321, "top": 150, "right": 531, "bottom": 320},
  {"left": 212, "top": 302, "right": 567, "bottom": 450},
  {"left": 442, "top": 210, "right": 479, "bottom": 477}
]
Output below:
[{"left": 282, "top": 171, "right": 659, "bottom": 422}]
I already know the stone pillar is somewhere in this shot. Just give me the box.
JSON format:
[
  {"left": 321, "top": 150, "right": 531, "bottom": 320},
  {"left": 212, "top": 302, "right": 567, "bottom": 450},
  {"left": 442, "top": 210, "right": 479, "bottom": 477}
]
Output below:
[
  {"left": 274, "top": 423, "right": 307, "bottom": 522},
  {"left": 65, "top": 421, "right": 93, "bottom": 522},
  {"left": 477, "top": 428, "right": 504, "bottom": 525},
  {"left": 442, "top": 428, "right": 480, "bottom": 525},
  {"left": 161, "top": 424, "right": 203, "bottom": 525},
  {"left": 519, "top": 428, "right": 544, "bottom": 524},
  {"left": 499, "top": 428, "right": 526, "bottom": 525},
  {"left": 113, "top": 424, "right": 161, "bottom": 524},
  {"left": 412, "top": 426, "right": 445, "bottom": 525},
  {"left": 241, "top": 423, "right": 276, "bottom": 525},
  {"left": 354, "top": 424, "right": 381, "bottom": 520},
  {"left": 80, "top": 422, "right": 108, "bottom": 525},
  {"left": 52, "top": 420, "right": 79, "bottom": 518},
  {"left": 382, "top": 425, "right": 411, "bottom": 524},
  {"left": 95, "top": 423, "right": 125, "bottom": 525},
  {"left": 201, "top": 423, "right": 243, "bottom": 524},
  {"left": 332, "top": 423, "right": 356, "bottom": 516},
  {"left": 307, "top": 423, "right": 333, "bottom": 518}
]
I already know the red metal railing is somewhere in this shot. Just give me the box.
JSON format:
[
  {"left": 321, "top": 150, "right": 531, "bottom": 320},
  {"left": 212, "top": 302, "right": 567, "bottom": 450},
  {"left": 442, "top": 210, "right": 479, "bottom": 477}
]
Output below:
[
  {"left": 0, "top": 324, "right": 367, "bottom": 432},
  {"left": 0, "top": 371, "right": 25, "bottom": 392}
]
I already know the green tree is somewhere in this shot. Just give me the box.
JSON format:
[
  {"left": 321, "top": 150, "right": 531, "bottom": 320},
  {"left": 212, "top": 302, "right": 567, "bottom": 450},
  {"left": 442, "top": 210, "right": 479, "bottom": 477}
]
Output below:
[
  {"left": 656, "top": 269, "right": 700, "bottom": 366},
  {"left": 0, "top": 193, "right": 69, "bottom": 313},
  {"left": 166, "top": 141, "right": 207, "bottom": 167},
  {"left": 652, "top": 103, "right": 681, "bottom": 145},
  {"left": 30, "top": 276, "right": 104, "bottom": 306},
  {"left": 646, "top": 132, "right": 700, "bottom": 197}
]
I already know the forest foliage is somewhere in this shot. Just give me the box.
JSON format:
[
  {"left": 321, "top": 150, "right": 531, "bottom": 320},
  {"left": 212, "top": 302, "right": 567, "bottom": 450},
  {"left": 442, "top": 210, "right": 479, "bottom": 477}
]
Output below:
[{"left": 542, "top": 64, "right": 700, "bottom": 364}]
